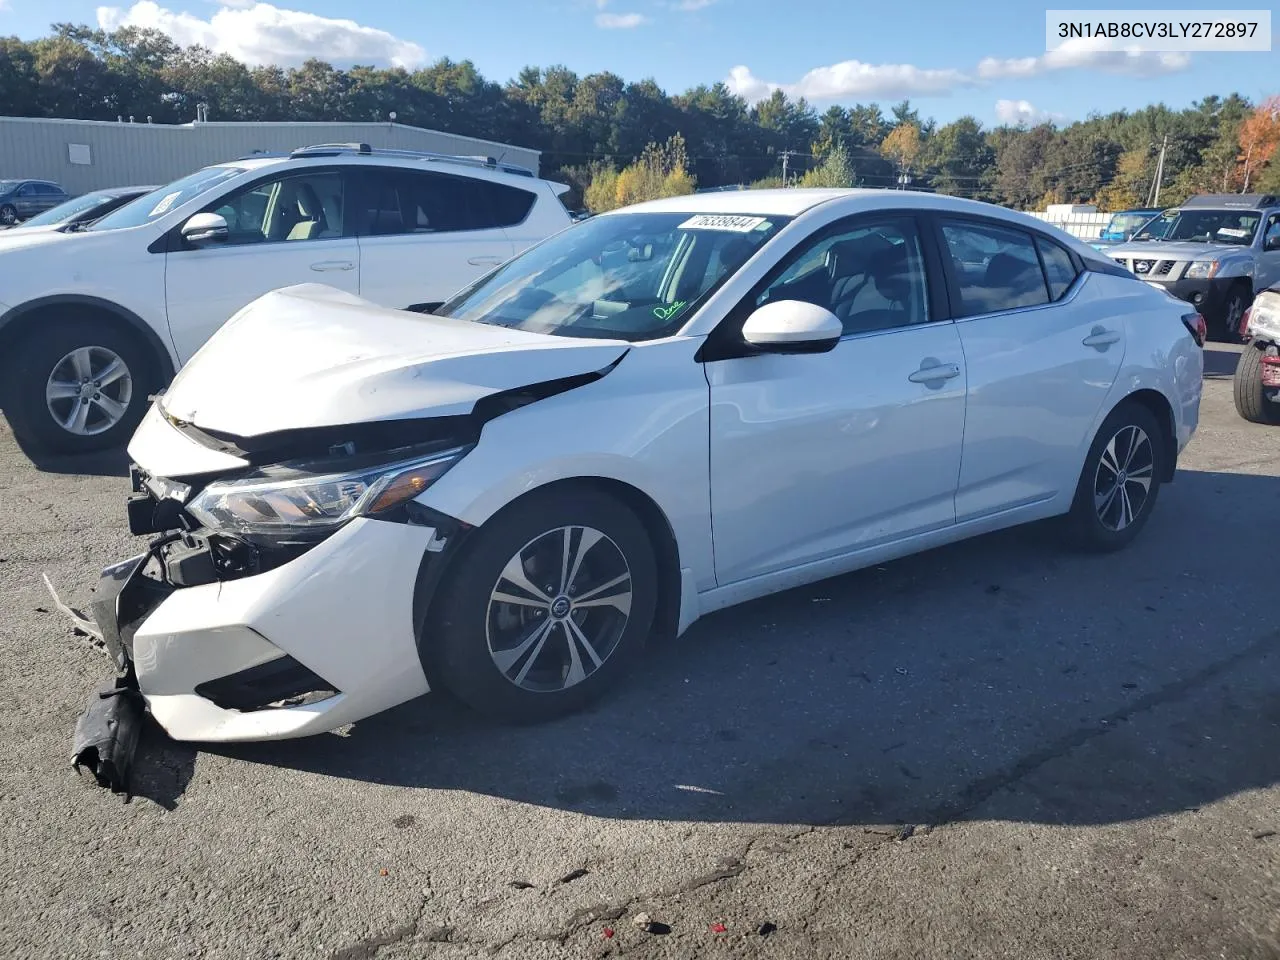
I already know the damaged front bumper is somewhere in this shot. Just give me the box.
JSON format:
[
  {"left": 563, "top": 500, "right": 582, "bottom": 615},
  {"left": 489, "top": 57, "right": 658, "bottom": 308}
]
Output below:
[{"left": 53, "top": 509, "right": 442, "bottom": 745}]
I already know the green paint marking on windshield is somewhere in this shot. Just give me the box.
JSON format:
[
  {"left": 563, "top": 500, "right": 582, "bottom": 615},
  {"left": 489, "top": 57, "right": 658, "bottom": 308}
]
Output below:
[{"left": 652, "top": 301, "right": 687, "bottom": 321}]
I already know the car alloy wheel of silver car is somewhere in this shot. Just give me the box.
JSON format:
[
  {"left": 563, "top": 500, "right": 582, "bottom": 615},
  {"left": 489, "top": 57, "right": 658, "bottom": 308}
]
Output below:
[
  {"left": 485, "top": 525, "right": 633, "bottom": 693},
  {"left": 44, "top": 345, "right": 134, "bottom": 436},
  {"left": 1093, "top": 424, "right": 1154, "bottom": 531}
]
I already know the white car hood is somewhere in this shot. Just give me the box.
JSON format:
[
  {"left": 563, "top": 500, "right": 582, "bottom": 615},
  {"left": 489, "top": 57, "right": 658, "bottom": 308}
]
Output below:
[
  {"left": 0, "top": 227, "right": 85, "bottom": 252},
  {"left": 160, "top": 284, "right": 631, "bottom": 438}
]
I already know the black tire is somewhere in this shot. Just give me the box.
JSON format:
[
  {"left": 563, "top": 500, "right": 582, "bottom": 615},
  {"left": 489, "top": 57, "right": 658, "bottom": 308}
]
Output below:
[
  {"left": 1060, "top": 401, "right": 1165, "bottom": 552},
  {"left": 0, "top": 205, "right": 16, "bottom": 226},
  {"left": 428, "top": 486, "right": 658, "bottom": 724},
  {"left": 1218, "top": 285, "right": 1251, "bottom": 343},
  {"left": 1233, "top": 344, "right": 1280, "bottom": 425},
  {"left": 4, "top": 318, "right": 158, "bottom": 455}
]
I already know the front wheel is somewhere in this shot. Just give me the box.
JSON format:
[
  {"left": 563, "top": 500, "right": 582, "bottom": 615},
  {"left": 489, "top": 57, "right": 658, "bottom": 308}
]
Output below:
[
  {"left": 4, "top": 319, "right": 157, "bottom": 455},
  {"left": 1219, "top": 286, "right": 1250, "bottom": 343},
  {"left": 428, "top": 487, "right": 659, "bottom": 723},
  {"left": 1233, "top": 344, "right": 1280, "bottom": 425},
  {"left": 1060, "top": 402, "right": 1165, "bottom": 552}
]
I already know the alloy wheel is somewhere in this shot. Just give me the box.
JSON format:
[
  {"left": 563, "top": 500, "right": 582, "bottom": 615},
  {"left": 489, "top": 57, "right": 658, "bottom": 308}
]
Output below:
[
  {"left": 1093, "top": 424, "right": 1154, "bottom": 532},
  {"left": 45, "top": 346, "right": 134, "bottom": 436},
  {"left": 485, "top": 525, "right": 633, "bottom": 693}
]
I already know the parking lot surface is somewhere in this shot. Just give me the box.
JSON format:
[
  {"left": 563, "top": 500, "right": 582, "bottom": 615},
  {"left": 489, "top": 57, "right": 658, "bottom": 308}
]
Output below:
[{"left": 1, "top": 343, "right": 1277, "bottom": 959}]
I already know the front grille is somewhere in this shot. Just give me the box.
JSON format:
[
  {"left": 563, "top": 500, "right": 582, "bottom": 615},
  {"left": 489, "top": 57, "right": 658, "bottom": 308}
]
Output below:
[{"left": 1153, "top": 260, "right": 1174, "bottom": 276}]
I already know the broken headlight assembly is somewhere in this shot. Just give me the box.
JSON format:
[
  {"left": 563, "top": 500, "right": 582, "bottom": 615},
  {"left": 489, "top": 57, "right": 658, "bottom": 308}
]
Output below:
[{"left": 185, "top": 445, "right": 470, "bottom": 536}]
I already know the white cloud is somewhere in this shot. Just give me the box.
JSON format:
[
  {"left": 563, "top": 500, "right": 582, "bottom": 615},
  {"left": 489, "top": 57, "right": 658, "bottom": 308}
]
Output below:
[
  {"left": 595, "top": 11, "right": 647, "bottom": 28},
  {"left": 994, "top": 99, "right": 1067, "bottom": 127},
  {"left": 96, "top": 1, "right": 426, "bottom": 68},
  {"left": 978, "top": 38, "right": 1190, "bottom": 79},
  {"left": 675, "top": 0, "right": 717, "bottom": 10},
  {"left": 726, "top": 61, "right": 971, "bottom": 103}
]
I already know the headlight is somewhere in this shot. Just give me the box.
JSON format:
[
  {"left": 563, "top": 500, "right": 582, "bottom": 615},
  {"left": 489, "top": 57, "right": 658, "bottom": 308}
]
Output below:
[
  {"left": 186, "top": 446, "right": 468, "bottom": 534},
  {"left": 1184, "top": 260, "right": 1219, "bottom": 279}
]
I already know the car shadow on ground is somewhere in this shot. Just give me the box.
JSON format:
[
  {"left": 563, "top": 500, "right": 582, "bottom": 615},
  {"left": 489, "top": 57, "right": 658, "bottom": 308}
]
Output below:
[
  {"left": 1203, "top": 343, "right": 1242, "bottom": 380},
  {"left": 5, "top": 426, "right": 131, "bottom": 477},
  {"left": 143, "top": 468, "right": 1280, "bottom": 828}
]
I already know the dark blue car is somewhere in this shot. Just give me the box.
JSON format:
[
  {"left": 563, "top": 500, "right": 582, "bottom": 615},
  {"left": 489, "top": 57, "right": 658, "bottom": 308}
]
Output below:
[{"left": 0, "top": 179, "right": 70, "bottom": 225}]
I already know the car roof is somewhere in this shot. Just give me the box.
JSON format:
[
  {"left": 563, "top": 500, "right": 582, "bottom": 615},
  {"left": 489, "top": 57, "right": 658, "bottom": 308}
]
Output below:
[
  {"left": 611, "top": 187, "right": 1069, "bottom": 230},
  {"left": 204, "top": 153, "right": 557, "bottom": 189}
]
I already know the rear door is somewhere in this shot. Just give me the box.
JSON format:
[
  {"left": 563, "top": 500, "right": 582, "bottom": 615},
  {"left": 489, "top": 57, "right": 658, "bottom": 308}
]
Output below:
[
  {"left": 163, "top": 166, "right": 360, "bottom": 362},
  {"left": 352, "top": 168, "right": 520, "bottom": 312},
  {"left": 935, "top": 216, "right": 1124, "bottom": 521}
]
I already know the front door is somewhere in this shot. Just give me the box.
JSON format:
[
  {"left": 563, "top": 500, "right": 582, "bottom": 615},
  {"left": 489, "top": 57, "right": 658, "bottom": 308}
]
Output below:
[
  {"left": 705, "top": 214, "right": 967, "bottom": 585},
  {"left": 163, "top": 168, "right": 360, "bottom": 363},
  {"left": 1258, "top": 213, "right": 1280, "bottom": 292}
]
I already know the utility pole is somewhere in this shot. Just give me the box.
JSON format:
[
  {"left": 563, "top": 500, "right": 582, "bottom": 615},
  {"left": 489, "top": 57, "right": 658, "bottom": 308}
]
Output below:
[
  {"left": 779, "top": 150, "right": 796, "bottom": 187},
  {"left": 1147, "top": 134, "right": 1168, "bottom": 207}
]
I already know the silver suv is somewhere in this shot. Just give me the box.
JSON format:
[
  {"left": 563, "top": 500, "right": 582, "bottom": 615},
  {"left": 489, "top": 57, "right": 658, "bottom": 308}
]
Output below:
[{"left": 1106, "top": 194, "right": 1280, "bottom": 338}]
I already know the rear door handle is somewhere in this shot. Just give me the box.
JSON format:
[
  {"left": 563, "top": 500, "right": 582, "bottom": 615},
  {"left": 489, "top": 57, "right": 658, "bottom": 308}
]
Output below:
[
  {"left": 468, "top": 256, "right": 505, "bottom": 266},
  {"left": 908, "top": 360, "right": 961, "bottom": 385},
  {"left": 310, "top": 260, "right": 355, "bottom": 272},
  {"left": 1082, "top": 326, "right": 1121, "bottom": 348}
]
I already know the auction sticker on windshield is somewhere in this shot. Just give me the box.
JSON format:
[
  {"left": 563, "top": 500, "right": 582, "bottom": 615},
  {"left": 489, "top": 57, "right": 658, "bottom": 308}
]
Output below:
[
  {"left": 149, "top": 192, "right": 182, "bottom": 217},
  {"left": 679, "top": 215, "right": 769, "bottom": 232}
]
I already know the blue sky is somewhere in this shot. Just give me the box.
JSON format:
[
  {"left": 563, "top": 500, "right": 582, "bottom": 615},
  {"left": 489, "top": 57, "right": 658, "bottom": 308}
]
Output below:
[{"left": 2, "top": 0, "right": 1276, "bottom": 127}]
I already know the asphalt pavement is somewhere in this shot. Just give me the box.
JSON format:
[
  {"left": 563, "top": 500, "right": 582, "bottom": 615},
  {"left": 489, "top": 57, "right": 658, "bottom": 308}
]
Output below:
[{"left": 0, "top": 343, "right": 1277, "bottom": 959}]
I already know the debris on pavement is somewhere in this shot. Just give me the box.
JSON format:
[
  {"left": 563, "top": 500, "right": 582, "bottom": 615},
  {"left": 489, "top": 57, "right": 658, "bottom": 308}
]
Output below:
[
  {"left": 710, "top": 922, "right": 727, "bottom": 934},
  {"left": 631, "top": 912, "right": 671, "bottom": 935},
  {"left": 758, "top": 922, "right": 777, "bottom": 936},
  {"left": 558, "top": 867, "right": 589, "bottom": 884},
  {"left": 71, "top": 675, "right": 145, "bottom": 795},
  {"left": 602, "top": 927, "right": 615, "bottom": 939}
]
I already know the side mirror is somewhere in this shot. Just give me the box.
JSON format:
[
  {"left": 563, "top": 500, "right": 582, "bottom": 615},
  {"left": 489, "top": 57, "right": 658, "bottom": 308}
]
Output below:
[
  {"left": 741, "top": 300, "right": 842, "bottom": 354},
  {"left": 181, "top": 212, "right": 229, "bottom": 247}
]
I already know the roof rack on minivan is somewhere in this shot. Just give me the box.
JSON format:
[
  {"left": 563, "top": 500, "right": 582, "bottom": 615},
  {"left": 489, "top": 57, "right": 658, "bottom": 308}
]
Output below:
[{"left": 288, "top": 142, "right": 536, "bottom": 177}]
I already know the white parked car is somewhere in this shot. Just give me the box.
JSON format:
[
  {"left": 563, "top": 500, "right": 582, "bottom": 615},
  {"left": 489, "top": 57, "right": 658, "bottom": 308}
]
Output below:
[
  {"left": 61, "top": 188, "right": 1205, "bottom": 746},
  {"left": 0, "top": 144, "right": 573, "bottom": 454}
]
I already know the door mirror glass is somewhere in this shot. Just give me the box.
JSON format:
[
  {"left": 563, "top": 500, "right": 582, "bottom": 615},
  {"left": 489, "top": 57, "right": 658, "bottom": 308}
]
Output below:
[
  {"left": 741, "top": 300, "right": 842, "bottom": 354},
  {"left": 181, "top": 212, "right": 229, "bottom": 247}
]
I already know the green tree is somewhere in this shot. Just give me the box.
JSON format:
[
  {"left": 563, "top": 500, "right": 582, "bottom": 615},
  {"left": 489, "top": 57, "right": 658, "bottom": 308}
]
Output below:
[{"left": 799, "top": 142, "right": 855, "bottom": 188}]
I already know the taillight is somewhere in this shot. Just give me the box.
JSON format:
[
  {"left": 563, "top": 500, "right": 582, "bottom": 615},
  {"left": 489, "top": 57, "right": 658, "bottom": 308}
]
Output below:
[
  {"left": 1181, "top": 312, "right": 1207, "bottom": 347},
  {"left": 1262, "top": 355, "right": 1280, "bottom": 388},
  {"left": 1240, "top": 306, "right": 1253, "bottom": 338}
]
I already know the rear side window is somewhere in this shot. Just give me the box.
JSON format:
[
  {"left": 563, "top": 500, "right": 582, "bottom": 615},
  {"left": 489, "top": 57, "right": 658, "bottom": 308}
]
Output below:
[
  {"left": 356, "top": 170, "right": 534, "bottom": 236},
  {"left": 1036, "top": 236, "right": 1079, "bottom": 299},
  {"left": 941, "top": 220, "right": 1049, "bottom": 317}
]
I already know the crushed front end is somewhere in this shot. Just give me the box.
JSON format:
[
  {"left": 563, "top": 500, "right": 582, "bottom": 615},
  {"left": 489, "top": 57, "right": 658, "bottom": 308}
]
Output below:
[{"left": 54, "top": 402, "right": 474, "bottom": 769}]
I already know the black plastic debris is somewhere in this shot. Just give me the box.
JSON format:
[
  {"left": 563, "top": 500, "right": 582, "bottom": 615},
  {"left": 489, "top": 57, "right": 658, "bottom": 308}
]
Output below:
[
  {"left": 757, "top": 922, "right": 777, "bottom": 937},
  {"left": 71, "top": 676, "right": 145, "bottom": 796}
]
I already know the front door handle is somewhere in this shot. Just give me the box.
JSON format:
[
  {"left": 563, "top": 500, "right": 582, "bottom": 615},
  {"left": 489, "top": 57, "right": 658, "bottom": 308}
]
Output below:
[
  {"left": 908, "top": 360, "right": 961, "bottom": 385},
  {"left": 1082, "top": 326, "right": 1121, "bottom": 348},
  {"left": 310, "top": 260, "right": 355, "bottom": 272},
  {"left": 468, "top": 256, "right": 505, "bottom": 266}
]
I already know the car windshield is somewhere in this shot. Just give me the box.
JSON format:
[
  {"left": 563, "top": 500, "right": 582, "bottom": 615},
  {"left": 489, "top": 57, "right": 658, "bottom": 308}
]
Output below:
[
  {"left": 19, "top": 191, "right": 112, "bottom": 228},
  {"left": 89, "top": 167, "right": 245, "bottom": 231},
  {"left": 1105, "top": 212, "right": 1156, "bottom": 236},
  {"left": 1133, "top": 208, "right": 1260, "bottom": 245},
  {"left": 0, "top": 180, "right": 19, "bottom": 192},
  {"left": 434, "top": 211, "right": 790, "bottom": 341}
]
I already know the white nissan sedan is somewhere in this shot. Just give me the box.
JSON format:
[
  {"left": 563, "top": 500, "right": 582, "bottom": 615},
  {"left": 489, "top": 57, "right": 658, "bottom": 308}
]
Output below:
[{"left": 67, "top": 189, "right": 1205, "bottom": 743}]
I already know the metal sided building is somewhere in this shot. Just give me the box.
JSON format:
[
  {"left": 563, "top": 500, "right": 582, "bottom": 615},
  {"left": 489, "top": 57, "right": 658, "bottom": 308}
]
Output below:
[{"left": 0, "top": 118, "right": 542, "bottom": 195}]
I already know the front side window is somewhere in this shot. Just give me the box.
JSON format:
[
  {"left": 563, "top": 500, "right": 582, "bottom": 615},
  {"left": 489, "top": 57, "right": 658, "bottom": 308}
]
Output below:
[
  {"left": 90, "top": 166, "right": 246, "bottom": 231},
  {"left": 1134, "top": 208, "right": 1260, "bottom": 245},
  {"left": 206, "top": 172, "right": 344, "bottom": 246},
  {"left": 942, "top": 221, "right": 1049, "bottom": 316},
  {"left": 754, "top": 217, "right": 932, "bottom": 335},
  {"left": 1265, "top": 214, "right": 1280, "bottom": 250},
  {"left": 434, "top": 211, "right": 787, "bottom": 341}
]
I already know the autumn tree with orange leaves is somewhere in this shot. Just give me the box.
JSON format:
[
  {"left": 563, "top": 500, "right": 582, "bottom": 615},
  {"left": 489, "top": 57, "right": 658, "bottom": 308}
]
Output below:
[{"left": 1240, "top": 96, "right": 1280, "bottom": 192}]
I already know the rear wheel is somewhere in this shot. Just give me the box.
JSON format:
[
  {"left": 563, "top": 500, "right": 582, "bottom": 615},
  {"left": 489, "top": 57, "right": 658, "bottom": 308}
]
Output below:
[
  {"left": 1233, "top": 344, "right": 1280, "bottom": 425},
  {"left": 428, "top": 487, "right": 658, "bottom": 723},
  {"left": 1061, "top": 402, "right": 1164, "bottom": 552},
  {"left": 4, "top": 319, "right": 158, "bottom": 454},
  {"left": 0, "top": 205, "right": 16, "bottom": 226}
]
